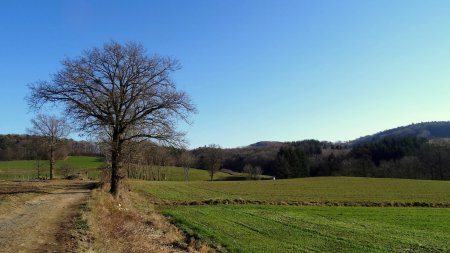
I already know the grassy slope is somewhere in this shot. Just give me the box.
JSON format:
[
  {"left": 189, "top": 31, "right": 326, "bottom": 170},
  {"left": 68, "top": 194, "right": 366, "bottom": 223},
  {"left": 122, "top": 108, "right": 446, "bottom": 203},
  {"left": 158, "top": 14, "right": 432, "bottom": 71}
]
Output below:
[
  {"left": 0, "top": 156, "right": 104, "bottom": 179},
  {"left": 163, "top": 205, "right": 450, "bottom": 253},
  {"left": 130, "top": 177, "right": 450, "bottom": 205}
]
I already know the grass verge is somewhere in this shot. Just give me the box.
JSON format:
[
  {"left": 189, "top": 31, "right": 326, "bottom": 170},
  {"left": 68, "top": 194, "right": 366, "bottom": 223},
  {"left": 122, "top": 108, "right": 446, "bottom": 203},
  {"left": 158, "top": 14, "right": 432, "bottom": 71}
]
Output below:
[
  {"left": 65, "top": 201, "right": 94, "bottom": 252},
  {"left": 82, "top": 187, "right": 213, "bottom": 253}
]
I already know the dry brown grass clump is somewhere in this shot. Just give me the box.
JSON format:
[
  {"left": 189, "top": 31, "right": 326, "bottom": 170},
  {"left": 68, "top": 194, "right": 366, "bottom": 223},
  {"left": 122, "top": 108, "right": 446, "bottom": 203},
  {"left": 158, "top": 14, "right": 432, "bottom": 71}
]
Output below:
[{"left": 85, "top": 187, "right": 212, "bottom": 253}]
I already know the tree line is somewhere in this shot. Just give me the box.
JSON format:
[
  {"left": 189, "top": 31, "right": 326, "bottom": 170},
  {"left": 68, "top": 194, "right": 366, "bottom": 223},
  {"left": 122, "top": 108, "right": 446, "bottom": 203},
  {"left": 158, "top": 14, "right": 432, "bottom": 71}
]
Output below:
[
  {"left": 0, "top": 134, "right": 101, "bottom": 161},
  {"left": 189, "top": 137, "right": 450, "bottom": 181},
  {"left": 3, "top": 133, "right": 450, "bottom": 182},
  {"left": 345, "top": 137, "right": 450, "bottom": 180}
]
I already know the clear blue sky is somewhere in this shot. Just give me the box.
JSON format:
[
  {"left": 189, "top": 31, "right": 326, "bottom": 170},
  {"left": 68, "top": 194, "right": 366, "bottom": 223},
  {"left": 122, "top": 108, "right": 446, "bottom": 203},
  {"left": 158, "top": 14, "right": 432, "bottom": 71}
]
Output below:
[{"left": 1, "top": 0, "right": 450, "bottom": 148}]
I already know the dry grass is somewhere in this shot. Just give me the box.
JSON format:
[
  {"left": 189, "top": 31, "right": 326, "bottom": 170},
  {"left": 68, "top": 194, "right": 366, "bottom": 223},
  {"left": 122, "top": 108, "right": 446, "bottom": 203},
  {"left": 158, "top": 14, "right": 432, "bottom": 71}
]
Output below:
[
  {"left": 85, "top": 186, "right": 212, "bottom": 253},
  {"left": 129, "top": 191, "right": 214, "bottom": 253}
]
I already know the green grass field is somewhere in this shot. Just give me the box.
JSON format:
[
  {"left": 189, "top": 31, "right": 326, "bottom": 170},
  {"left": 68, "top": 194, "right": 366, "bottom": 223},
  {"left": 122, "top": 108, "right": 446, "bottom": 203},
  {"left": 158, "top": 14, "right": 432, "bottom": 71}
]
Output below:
[
  {"left": 163, "top": 205, "right": 450, "bottom": 253},
  {"left": 130, "top": 177, "right": 450, "bottom": 205},
  {"left": 132, "top": 177, "right": 450, "bottom": 252},
  {"left": 0, "top": 156, "right": 104, "bottom": 180}
]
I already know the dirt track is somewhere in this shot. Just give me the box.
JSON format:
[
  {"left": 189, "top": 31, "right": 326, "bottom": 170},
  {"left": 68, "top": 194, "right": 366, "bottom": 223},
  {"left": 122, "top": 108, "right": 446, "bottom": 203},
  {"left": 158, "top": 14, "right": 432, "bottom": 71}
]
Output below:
[{"left": 0, "top": 181, "right": 94, "bottom": 253}]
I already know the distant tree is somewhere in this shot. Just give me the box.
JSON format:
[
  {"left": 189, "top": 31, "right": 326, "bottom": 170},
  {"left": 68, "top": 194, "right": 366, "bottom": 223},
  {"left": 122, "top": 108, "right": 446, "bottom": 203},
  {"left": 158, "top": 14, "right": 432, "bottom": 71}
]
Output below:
[
  {"left": 152, "top": 146, "right": 170, "bottom": 181},
  {"left": 0, "top": 136, "right": 6, "bottom": 152},
  {"left": 204, "top": 144, "right": 222, "bottom": 181},
  {"left": 28, "top": 41, "right": 196, "bottom": 197},
  {"left": 243, "top": 164, "right": 252, "bottom": 179},
  {"left": 30, "top": 138, "right": 46, "bottom": 179},
  {"left": 28, "top": 114, "right": 71, "bottom": 180},
  {"left": 179, "top": 150, "right": 195, "bottom": 181},
  {"left": 243, "top": 164, "right": 262, "bottom": 180}
]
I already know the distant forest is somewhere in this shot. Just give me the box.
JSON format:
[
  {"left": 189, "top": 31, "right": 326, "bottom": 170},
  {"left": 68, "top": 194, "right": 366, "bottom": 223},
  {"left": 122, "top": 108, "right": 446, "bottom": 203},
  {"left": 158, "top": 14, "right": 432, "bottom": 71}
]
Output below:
[
  {"left": 189, "top": 137, "right": 449, "bottom": 181},
  {"left": 190, "top": 122, "right": 450, "bottom": 181},
  {"left": 0, "top": 134, "right": 101, "bottom": 160},
  {"left": 2, "top": 121, "right": 450, "bottom": 180}
]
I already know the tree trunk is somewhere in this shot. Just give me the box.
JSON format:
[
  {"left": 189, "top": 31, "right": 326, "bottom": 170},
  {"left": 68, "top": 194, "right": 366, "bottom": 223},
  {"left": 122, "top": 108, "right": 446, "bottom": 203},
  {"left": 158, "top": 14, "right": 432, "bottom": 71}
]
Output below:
[
  {"left": 110, "top": 133, "right": 122, "bottom": 198},
  {"left": 49, "top": 146, "right": 54, "bottom": 180},
  {"left": 437, "top": 151, "right": 444, "bottom": 180},
  {"left": 184, "top": 167, "right": 189, "bottom": 181},
  {"left": 37, "top": 159, "right": 41, "bottom": 178}
]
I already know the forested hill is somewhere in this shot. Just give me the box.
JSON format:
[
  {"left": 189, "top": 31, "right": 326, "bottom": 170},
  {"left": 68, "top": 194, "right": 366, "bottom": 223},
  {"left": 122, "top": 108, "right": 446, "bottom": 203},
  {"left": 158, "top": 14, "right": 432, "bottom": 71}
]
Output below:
[
  {"left": 351, "top": 121, "right": 450, "bottom": 146},
  {"left": 248, "top": 141, "right": 284, "bottom": 148}
]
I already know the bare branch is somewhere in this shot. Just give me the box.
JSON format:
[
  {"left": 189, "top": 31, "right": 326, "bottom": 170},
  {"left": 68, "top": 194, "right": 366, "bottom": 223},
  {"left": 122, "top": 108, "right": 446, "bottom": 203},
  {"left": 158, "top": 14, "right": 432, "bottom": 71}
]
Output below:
[{"left": 27, "top": 41, "right": 196, "bottom": 197}]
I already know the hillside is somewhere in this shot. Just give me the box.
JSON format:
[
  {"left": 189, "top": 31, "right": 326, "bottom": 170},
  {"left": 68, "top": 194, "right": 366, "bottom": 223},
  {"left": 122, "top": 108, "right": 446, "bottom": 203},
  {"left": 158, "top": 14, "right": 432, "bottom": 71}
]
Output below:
[
  {"left": 351, "top": 121, "right": 450, "bottom": 145},
  {"left": 246, "top": 121, "right": 450, "bottom": 148},
  {"left": 247, "top": 141, "right": 284, "bottom": 148}
]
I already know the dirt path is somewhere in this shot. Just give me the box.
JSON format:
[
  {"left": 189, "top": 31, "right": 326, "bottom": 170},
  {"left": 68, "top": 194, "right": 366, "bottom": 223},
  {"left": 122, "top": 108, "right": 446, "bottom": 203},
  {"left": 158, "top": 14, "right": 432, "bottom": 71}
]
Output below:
[{"left": 0, "top": 182, "right": 94, "bottom": 253}]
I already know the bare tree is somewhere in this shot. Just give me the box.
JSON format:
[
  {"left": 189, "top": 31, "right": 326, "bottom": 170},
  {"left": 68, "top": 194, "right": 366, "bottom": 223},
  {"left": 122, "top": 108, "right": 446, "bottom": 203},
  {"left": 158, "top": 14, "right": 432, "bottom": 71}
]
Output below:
[
  {"left": 28, "top": 41, "right": 196, "bottom": 197},
  {"left": 179, "top": 150, "right": 195, "bottom": 181},
  {"left": 28, "top": 114, "right": 71, "bottom": 179},
  {"left": 243, "top": 164, "right": 262, "bottom": 180},
  {"left": 151, "top": 146, "right": 171, "bottom": 181},
  {"left": 204, "top": 144, "right": 222, "bottom": 181},
  {"left": 31, "top": 138, "right": 46, "bottom": 179}
]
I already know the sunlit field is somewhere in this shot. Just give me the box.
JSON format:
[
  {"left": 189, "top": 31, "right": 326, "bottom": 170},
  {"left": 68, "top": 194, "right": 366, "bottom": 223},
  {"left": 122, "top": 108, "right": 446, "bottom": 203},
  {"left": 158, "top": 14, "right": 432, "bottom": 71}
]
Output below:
[
  {"left": 132, "top": 177, "right": 450, "bottom": 252},
  {"left": 0, "top": 156, "right": 104, "bottom": 180},
  {"left": 164, "top": 205, "right": 450, "bottom": 253},
  {"left": 131, "top": 177, "right": 450, "bottom": 206}
]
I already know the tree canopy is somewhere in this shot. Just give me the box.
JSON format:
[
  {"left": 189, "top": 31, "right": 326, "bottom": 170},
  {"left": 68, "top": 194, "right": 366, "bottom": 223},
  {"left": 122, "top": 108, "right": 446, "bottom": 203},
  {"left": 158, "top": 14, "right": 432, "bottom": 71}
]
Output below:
[
  {"left": 28, "top": 41, "right": 196, "bottom": 196},
  {"left": 28, "top": 114, "right": 71, "bottom": 179}
]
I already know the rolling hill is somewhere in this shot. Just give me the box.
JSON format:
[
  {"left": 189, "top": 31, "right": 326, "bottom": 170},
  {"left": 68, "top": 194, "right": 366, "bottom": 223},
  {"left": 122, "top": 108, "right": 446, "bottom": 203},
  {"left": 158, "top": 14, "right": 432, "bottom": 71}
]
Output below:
[{"left": 351, "top": 121, "right": 450, "bottom": 145}]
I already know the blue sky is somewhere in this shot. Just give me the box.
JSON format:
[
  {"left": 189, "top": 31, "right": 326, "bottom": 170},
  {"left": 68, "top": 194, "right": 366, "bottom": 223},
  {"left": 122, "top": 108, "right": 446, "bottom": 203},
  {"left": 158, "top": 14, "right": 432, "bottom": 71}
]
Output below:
[{"left": 1, "top": 0, "right": 450, "bottom": 148}]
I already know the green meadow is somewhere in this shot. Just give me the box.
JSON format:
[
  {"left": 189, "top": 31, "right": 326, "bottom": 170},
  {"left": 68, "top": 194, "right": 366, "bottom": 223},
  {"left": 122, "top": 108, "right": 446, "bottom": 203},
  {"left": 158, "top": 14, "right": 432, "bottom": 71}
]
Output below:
[
  {"left": 163, "top": 205, "right": 450, "bottom": 253},
  {"left": 130, "top": 177, "right": 450, "bottom": 205},
  {"left": 0, "top": 156, "right": 104, "bottom": 180},
  {"left": 132, "top": 177, "right": 450, "bottom": 252}
]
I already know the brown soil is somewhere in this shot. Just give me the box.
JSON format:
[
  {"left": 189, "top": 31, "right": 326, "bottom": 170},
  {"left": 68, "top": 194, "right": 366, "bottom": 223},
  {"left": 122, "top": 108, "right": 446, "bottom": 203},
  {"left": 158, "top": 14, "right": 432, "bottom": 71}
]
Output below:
[{"left": 0, "top": 181, "right": 95, "bottom": 253}]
